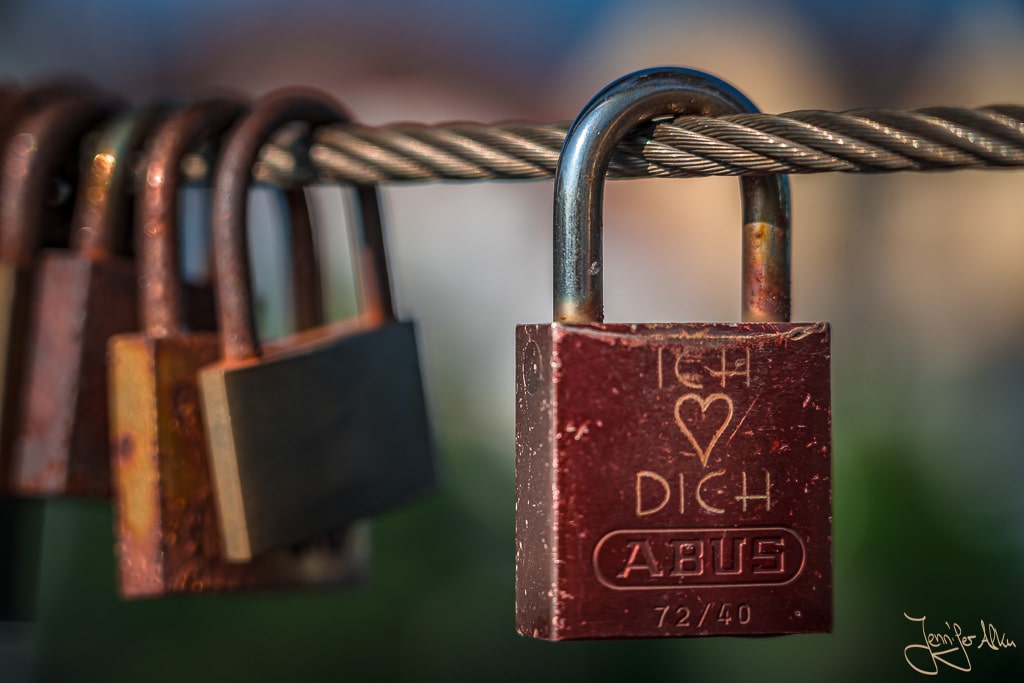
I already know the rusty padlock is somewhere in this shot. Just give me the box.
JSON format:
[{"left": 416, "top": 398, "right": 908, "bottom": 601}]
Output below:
[
  {"left": 110, "top": 99, "right": 368, "bottom": 597},
  {"left": 10, "top": 108, "right": 169, "bottom": 497},
  {"left": 515, "top": 67, "right": 832, "bottom": 640},
  {"left": 0, "top": 92, "right": 117, "bottom": 490},
  {"left": 199, "top": 90, "right": 435, "bottom": 561}
]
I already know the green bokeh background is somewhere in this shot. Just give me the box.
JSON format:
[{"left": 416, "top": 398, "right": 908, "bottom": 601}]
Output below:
[{"left": 1, "top": 371, "right": 1021, "bottom": 681}]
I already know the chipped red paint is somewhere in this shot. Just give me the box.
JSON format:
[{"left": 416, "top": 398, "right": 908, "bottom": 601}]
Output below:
[{"left": 516, "top": 322, "right": 831, "bottom": 639}]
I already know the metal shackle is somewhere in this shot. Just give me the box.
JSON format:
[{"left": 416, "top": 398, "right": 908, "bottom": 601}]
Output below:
[
  {"left": 0, "top": 80, "right": 106, "bottom": 147},
  {"left": 554, "top": 66, "right": 791, "bottom": 324},
  {"left": 210, "top": 88, "right": 395, "bottom": 361},
  {"left": 0, "top": 91, "right": 118, "bottom": 265},
  {"left": 137, "top": 98, "right": 247, "bottom": 338},
  {"left": 72, "top": 107, "right": 169, "bottom": 262}
]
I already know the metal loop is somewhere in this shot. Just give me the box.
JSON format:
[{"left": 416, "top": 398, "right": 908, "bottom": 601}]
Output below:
[
  {"left": 211, "top": 87, "right": 395, "bottom": 361},
  {"left": 0, "top": 90, "right": 118, "bottom": 265},
  {"left": 138, "top": 98, "right": 246, "bottom": 338},
  {"left": 72, "top": 107, "right": 169, "bottom": 261},
  {"left": 553, "top": 66, "right": 790, "bottom": 324}
]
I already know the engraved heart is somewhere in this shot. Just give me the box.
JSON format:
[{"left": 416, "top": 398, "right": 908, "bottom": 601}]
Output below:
[{"left": 673, "top": 393, "right": 734, "bottom": 468}]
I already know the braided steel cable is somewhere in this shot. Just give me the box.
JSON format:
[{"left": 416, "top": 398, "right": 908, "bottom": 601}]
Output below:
[{"left": 239, "top": 105, "right": 1024, "bottom": 185}]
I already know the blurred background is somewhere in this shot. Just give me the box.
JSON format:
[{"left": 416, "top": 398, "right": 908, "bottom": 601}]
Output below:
[{"left": 1, "top": 0, "right": 1023, "bottom": 680}]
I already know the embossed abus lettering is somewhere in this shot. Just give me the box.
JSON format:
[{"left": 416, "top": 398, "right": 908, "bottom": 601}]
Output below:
[{"left": 594, "top": 527, "right": 805, "bottom": 589}]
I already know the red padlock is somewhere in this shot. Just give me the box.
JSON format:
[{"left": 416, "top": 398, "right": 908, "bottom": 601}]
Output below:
[
  {"left": 11, "top": 107, "right": 167, "bottom": 497},
  {"left": 515, "top": 67, "right": 832, "bottom": 640},
  {"left": 0, "top": 90, "right": 117, "bottom": 489}
]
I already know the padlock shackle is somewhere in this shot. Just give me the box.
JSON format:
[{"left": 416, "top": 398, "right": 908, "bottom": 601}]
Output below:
[
  {"left": 138, "top": 98, "right": 246, "bottom": 338},
  {"left": 0, "top": 80, "right": 106, "bottom": 143},
  {"left": 211, "top": 89, "right": 395, "bottom": 361},
  {"left": 0, "top": 91, "right": 118, "bottom": 266},
  {"left": 141, "top": 98, "right": 328, "bottom": 340},
  {"left": 553, "top": 67, "right": 791, "bottom": 324},
  {"left": 283, "top": 185, "right": 324, "bottom": 332},
  {"left": 72, "top": 107, "right": 170, "bottom": 261}
]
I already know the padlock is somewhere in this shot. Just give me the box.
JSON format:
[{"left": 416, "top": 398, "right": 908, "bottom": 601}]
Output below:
[
  {"left": 0, "top": 92, "right": 117, "bottom": 490},
  {"left": 110, "top": 99, "right": 368, "bottom": 597},
  {"left": 2, "top": 81, "right": 122, "bottom": 258},
  {"left": 199, "top": 90, "right": 435, "bottom": 561},
  {"left": 515, "top": 67, "right": 832, "bottom": 640},
  {"left": 0, "top": 84, "right": 116, "bottom": 620},
  {"left": 9, "top": 107, "right": 168, "bottom": 497}
]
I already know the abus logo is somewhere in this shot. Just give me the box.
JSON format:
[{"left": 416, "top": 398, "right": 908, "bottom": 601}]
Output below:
[{"left": 592, "top": 527, "right": 805, "bottom": 590}]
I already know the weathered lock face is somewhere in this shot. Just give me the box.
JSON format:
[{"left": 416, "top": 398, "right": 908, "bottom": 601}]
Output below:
[
  {"left": 516, "top": 322, "right": 831, "bottom": 639},
  {"left": 201, "top": 317, "right": 432, "bottom": 560},
  {"left": 13, "top": 253, "right": 137, "bottom": 495},
  {"left": 111, "top": 332, "right": 370, "bottom": 597}
]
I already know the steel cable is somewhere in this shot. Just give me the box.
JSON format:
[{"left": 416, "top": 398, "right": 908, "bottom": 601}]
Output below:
[{"left": 234, "top": 106, "right": 1024, "bottom": 185}]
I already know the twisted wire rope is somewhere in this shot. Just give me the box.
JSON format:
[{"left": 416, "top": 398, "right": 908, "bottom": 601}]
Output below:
[{"left": 240, "top": 105, "right": 1024, "bottom": 186}]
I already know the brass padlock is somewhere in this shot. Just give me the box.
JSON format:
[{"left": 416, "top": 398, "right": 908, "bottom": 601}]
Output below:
[
  {"left": 199, "top": 90, "right": 435, "bottom": 561},
  {"left": 10, "top": 108, "right": 167, "bottom": 497},
  {"left": 110, "top": 99, "right": 368, "bottom": 597},
  {"left": 515, "top": 67, "right": 832, "bottom": 639},
  {"left": 0, "top": 92, "right": 117, "bottom": 490}
]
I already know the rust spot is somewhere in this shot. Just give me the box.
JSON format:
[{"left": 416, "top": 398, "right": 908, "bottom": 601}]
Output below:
[
  {"left": 170, "top": 383, "right": 201, "bottom": 437},
  {"left": 117, "top": 433, "right": 135, "bottom": 461}
]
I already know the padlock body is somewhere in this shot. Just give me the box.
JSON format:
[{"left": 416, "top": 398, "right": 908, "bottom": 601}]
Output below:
[
  {"left": 0, "top": 263, "right": 37, "bottom": 489},
  {"left": 110, "top": 332, "right": 370, "bottom": 597},
  {"left": 516, "top": 322, "right": 831, "bottom": 640},
  {"left": 11, "top": 251, "right": 137, "bottom": 497},
  {"left": 200, "top": 318, "right": 435, "bottom": 561}
]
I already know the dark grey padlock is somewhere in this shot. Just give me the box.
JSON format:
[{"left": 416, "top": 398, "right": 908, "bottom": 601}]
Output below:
[{"left": 199, "top": 90, "right": 436, "bottom": 561}]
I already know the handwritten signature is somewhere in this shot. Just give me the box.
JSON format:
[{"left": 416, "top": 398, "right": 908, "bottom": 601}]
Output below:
[{"left": 904, "top": 613, "right": 1017, "bottom": 675}]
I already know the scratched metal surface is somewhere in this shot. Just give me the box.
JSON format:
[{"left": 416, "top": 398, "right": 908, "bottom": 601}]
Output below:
[{"left": 517, "top": 322, "right": 831, "bottom": 639}]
